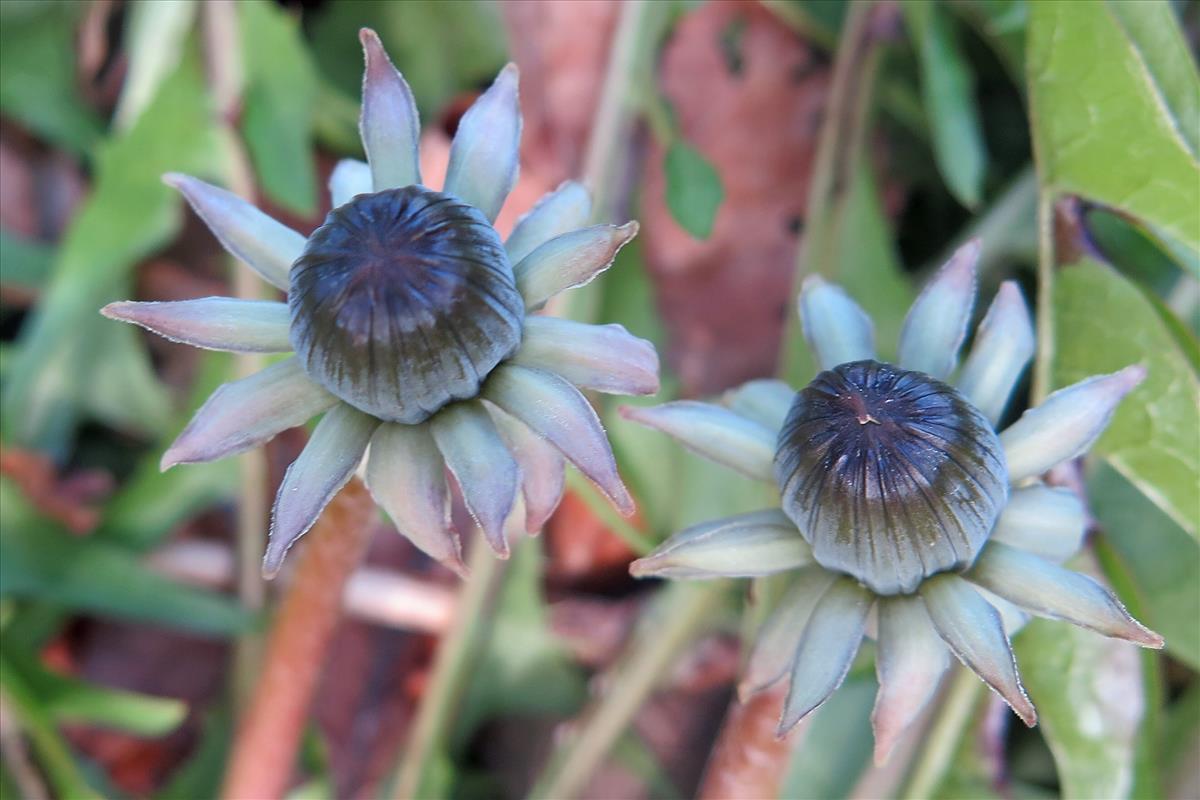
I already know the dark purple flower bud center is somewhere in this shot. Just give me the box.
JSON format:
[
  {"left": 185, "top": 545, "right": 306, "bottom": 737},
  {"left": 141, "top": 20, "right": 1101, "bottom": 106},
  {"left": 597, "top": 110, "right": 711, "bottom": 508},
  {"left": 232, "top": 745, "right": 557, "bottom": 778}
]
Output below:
[
  {"left": 289, "top": 186, "right": 524, "bottom": 424},
  {"left": 775, "top": 360, "right": 1008, "bottom": 595}
]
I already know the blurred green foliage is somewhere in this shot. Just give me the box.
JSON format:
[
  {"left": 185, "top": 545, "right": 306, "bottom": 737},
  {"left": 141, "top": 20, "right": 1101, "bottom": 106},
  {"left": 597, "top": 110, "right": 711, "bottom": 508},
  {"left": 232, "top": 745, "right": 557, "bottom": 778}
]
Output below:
[{"left": 0, "top": 0, "right": 1196, "bottom": 798}]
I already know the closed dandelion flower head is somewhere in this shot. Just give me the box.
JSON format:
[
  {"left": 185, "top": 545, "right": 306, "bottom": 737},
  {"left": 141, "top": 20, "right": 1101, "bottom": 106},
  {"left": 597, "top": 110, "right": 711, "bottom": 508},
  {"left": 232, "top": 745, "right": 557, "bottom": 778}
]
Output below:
[
  {"left": 102, "top": 30, "right": 657, "bottom": 577},
  {"left": 623, "top": 241, "right": 1162, "bottom": 763}
]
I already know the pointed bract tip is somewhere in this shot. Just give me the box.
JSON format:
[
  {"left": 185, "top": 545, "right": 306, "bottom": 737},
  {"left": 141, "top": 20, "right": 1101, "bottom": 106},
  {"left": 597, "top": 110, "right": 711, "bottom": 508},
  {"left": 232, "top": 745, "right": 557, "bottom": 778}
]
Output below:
[
  {"left": 617, "top": 220, "right": 640, "bottom": 240},
  {"left": 942, "top": 238, "right": 981, "bottom": 282},
  {"left": 613, "top": 486, "right": 637, "bottom": 518},
  {"left": 261, "top": 547, "right": 286, "bottom": 580},
  {"left": 99, "top": 302, "right": 126, "bottom": 321},
  {"left": 1114, "top": 363, "right": 1148, "bottom": 391},
  {"left": 958, "top": 236, "right": 983, "bottom": 260},
  {"left": 1012, "top": 695, "right": 1037, "bottom": 727},
  {"left": 800, "top": 274, "right": 828, "bottom": 292},
  {"left": 158, "top": 450, "right": 180, "bottom": 472},
  {"left": 617, "top": 404, "right": 649, "bottom": 424},
  {"left": 360, "top": 28, "right": 395, "bottom": 74},
  {"left": 484, "top": 535, "right": 512, "bottom": 560},
  {"left": 628, "top": 556, "right": 655, "bottom": 578},
  {"left": 443, "top": 552, "right": 470, "bottom": 580},
  {"left": 358, "top": 27, "right": 381, "bottom": 49},
  {"left": 996, "top": 279, "right": 1024, "bottom": 302},
  {"left": 1130, "top": 625, "right": 1165, "bottom": 649},
  {"left": 161, "top": 172, "right": 188, "bottom": 190},
  {"left": 498, "top": 62, "right": 520, "bottom": 83},
  {"left": 774, "top": 714, "right": 802, "bottom": 741}
]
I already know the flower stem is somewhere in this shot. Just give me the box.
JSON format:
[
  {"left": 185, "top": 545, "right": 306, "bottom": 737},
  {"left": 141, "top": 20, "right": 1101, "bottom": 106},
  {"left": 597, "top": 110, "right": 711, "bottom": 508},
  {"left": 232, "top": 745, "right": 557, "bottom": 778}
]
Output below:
[
  {"left": 697, "top": 685, "right": 793, "bottom": 800},
  {"left": 778, "top": 0, "right": 888, "bottom": 386},
  {"left": 526, "top": 581, "right": 727, "bottom": 800},
  {"left": 580, "top": 0, "right": 666, "bottom": 226},
  {"left": 554, "top": 0, "right": 671, "bottom": 326},
  {"left": 201, "top": 0, "right": 271, "bottom": 706},
  {"left": 1032, "top": 189, "right": 1056, "bottom": 403},
  {"left": 219, "top": 480, "right": 376, "bottom": 800},
  {"left": 390, "top": 534, "right": 509, "bottom": 799},
  {"left": 899, "top": 666, "right": 984, "bottom": 800}
]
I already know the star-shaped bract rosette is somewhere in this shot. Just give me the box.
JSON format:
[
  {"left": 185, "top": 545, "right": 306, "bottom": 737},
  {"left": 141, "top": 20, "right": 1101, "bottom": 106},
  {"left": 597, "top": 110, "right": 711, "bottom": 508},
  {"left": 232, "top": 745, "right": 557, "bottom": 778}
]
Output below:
[
  {"left": 103, "top": 30, "right": 658, "bottom": 577},
  {"left": 623, "top": 241, "right": 1160, "bottom": 762}
]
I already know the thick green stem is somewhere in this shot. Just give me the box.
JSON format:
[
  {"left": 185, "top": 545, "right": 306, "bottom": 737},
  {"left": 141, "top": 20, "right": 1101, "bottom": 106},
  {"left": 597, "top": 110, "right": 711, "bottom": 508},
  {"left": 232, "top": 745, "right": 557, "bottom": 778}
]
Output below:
[
  {"left": 526, "top": 581, "right": 728, "bottom": 800},
  {"left": 900, "top": 666, "right": 984, "bottom": 800},
  {"left": 390, "top": 535, "right": 509, "bottom": 799}
]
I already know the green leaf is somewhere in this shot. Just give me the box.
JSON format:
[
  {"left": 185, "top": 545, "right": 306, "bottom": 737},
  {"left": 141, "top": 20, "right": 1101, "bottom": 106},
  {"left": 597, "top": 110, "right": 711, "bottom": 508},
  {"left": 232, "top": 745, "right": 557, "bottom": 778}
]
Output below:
[
  {"left": 1027, "top": 1, "right": 1200, "bottom": 257},
  {"left": 1052, "top": 258, "right": 1199, "bottom": 538},
  {"left": 782, "top": 164, "right": 914, "bottom": 385},
  {"left": 82, "top": 320, "right": 174, "bottom": 439},
  {"left": 1085, "top": 207, "right": 1188, "bottom": 296},
  {"left": 153, "top": 710, "right": 230, "bottom": 796},
  {"left": 112, "top": 0, "right": 197, "bottom": 131},
  {"left": 5, "top": 647, "right": 186, "bottom": 736},
  {"left": 99, "top": 351, "right": 238, "bottom": 550},
  {"left": 155, "top": 710, "right": 233, "bottom": 800},
  {"left": 1014, "top": 607, "right": 1147, "bottom": 800},
  {"left": 947, "top": 0, "right": 1027, "bottom": 85},
  {"left": 0, "top": 2, "right": 102, "bottom": 154},
  {"left": 663, "top": 141, "right": 724, "bottom": 240},
  {"left": 1160, "top": 685, "right": 1200, "bottom": 797},
  {"left": 0, "top": 480, "right": 251, "bottom": 636},
  {"left": 309, "top": 0, "right": 507, "bottom": 120},
  {"left": 1090, "top": 462, "right": 1200, "bottom": 669},
  {"left": 904, "top": 1, "right": 987, "bottom": 208},
  {"left": 1, "top": 51, "right": 218, "bottom": 456},
  {"left": 780, "top": 676, "right": 876, "bottom": 799},
  {"left": 0, "top": 230, "right": 54, "bottom": 293},
  {"left": 457, "top": 538, "right": 585, "bottom": 736},
  {"left": 239, "top": 0, "right": 318, "bottom": 215},
  {"left": 0, "top": 653, "right": 102, "bottom": 800}
]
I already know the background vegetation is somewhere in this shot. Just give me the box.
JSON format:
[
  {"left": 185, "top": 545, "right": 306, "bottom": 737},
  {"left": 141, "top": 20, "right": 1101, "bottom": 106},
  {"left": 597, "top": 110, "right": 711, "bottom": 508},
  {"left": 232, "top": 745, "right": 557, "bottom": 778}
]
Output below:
[{"left": 0, "top": 1, "right": 1196, "bottom": 798}]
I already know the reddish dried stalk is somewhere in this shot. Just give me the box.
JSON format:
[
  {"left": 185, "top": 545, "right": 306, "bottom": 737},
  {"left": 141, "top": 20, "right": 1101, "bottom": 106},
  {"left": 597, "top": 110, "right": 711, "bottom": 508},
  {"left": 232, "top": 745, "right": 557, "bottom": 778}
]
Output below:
[
  {"left": 698, "top": 686, "right": 795, "bottom": 800},
  {"left": 220, "top": 480, "right": 375, "bottom": 800}
]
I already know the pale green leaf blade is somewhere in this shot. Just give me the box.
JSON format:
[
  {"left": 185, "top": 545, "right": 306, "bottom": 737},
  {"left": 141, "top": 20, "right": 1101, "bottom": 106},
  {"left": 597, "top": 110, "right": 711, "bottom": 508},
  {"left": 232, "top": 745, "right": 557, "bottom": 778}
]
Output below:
[
  {"left": 664, "top": 141, "right": 724, "bottom": 240},
  {"left": 1015, "top": 613, "right": 1147, "bottom": 800},
  {"left": 1052, "top": 259, "right": 1199, "bottom": 538},
  {"left": 7, "top": 650, "right": 187, "bottom": 736},
  {"left": 0, "top": 480, "right": 251, "bottom": 636},
  {"left": 113, "top": 0, "right": 197, "bottom": 131},
  {"left": 0, "top": 2, "right": 103, "bottom": 154},
  {"left": 1090, "top": 463, "right": 1200, "bottom": 669},
  {"left": 904, "top": 1, "right": 987, "bottom": 208},
  {"left": 239, "top": 0, "right": 318, "bottom": 215},
  {"left": 0, "top": 53, "right": 218, "bottom": 455},
  {"left": 1027, "top": 1, "right": 1200, "bottom": 256}
]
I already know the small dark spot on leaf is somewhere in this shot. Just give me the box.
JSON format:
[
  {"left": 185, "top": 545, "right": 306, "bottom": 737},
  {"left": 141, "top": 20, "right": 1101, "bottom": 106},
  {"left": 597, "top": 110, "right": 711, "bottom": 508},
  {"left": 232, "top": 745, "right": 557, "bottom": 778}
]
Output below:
[{"left": 718, "top": 15, "right": 747, "bottom": 77}]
